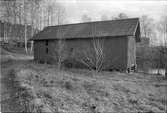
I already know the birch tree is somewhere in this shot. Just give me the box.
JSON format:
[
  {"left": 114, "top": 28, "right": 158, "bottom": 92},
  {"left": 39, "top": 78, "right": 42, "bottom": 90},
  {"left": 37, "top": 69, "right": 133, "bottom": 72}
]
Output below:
[
  {"left": 157, "top": 16, "right": 167, "bottom": 76},
  {"left": 30, "top": 0, "right": 35, "bottom": 53},
  {"left": 140, "top": 15, "right": 154, "bottom": 38},
  {"left": 2, "top": 0, "right": 20, "bottom": 42},
  {"left": 22, "top": 0, "right": 42, "bottom": 53},
  {"left": 28, "top": 0, "right": 42, "bottom": 53},
  {"left": 22, "top": 0, "right": 28, "bottom": 53},
  {"left": 3, "top": 1, "right": 13, "bottom": 42}
]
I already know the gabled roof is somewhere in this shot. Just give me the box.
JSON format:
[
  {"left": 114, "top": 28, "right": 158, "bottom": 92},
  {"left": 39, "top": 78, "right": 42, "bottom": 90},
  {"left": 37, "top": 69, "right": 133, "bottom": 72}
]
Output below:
[{"left": 31, "top": 18, "right": 140, "bottom": 41}]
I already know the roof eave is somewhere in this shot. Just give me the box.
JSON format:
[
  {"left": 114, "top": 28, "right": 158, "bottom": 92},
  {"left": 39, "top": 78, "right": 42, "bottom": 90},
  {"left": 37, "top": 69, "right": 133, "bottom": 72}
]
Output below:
[
  {"left": 31, "top": 35, "right": 133, "bottom": 41},
  {"left": 133, "top": 20, "right": 141, "bottom": 42}
]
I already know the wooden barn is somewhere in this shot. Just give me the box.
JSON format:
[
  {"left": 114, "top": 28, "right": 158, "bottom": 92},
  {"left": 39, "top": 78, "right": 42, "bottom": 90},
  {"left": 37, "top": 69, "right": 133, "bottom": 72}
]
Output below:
[{"left": 31, "top": 18, "right": 141, "bottom": 71}]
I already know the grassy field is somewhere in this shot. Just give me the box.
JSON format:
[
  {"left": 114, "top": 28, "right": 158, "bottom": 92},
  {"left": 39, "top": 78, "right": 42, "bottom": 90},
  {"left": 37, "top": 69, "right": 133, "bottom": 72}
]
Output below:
[{"left": 1, "top": 46, "right": 167, "bottom": 112}]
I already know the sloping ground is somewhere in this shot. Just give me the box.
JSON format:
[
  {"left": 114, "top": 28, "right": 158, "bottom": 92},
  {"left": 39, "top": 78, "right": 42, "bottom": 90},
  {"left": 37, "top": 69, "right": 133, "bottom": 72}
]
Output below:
[
  {"left": 13, "top": 62, "right": 167, "bottom": 113},
  {"left": 0, "top": 46, "right": 33, "bottom": 112},
  {"left": 0, "top": 62, "right": 25, "bottom": 112},
  {"left": 0, "top": 46, "right": 11, "bottom": 55},
  {"left": 1, "top": 44, "right": 29, "bottom": 55},
  {"left": 0, "top": 46, "right": 33, "bottom": 63},
  {"left": 0, "top": 47, "right": 166, "bottom": 112}
]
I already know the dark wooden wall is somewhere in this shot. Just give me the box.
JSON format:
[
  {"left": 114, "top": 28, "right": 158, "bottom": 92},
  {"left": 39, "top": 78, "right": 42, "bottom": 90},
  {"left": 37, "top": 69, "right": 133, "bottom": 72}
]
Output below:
[
  {"left": 34, "top": 41, "right": 46, "bottom": 62},
  {"left": 34, "top": 36, "right": 136, "bottom": 71}
]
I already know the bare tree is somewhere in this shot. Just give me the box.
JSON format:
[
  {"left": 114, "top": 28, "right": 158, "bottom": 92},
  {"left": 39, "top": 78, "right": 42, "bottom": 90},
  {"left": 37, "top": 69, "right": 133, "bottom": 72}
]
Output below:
[
  {"left": 157, "top": 16, "right": 167, "bottom": 76},
  {"left": 36, "top": 0, "right": 45, "bottom": 30},
  {"left": 113, "top": 13, "right": 128, "bottom": 20},
  {"left": 22, "top": 0, "right": 28, "bottom": 53},
  {"left": 56, "top": 30, "right": 67, "bottom": 70},
  {"left": 56, "top": 4, "right": 66, "bottom": 25},
  {"left": 11, "top": 1, "right": 17, "bottom": 24},
  {"left": 81, "top": 38, "right": 105, "bottom": 72},
  {"left": 0, "top": 1, "right": 3, "bottom": 18},
  {"left": 28, "top": 0, "right": 42, "bottom": 53},
  {"left": 29, "top": 0, "right": 36, "bottom": 53},
  {"left": 16, "top": 1, "right": 24, "bottom": 42},
  {"left": 1, "top": 0, "right": 43, "bottom": 51},
  {"left": 52, "top": 4, "right": 66, "bottom": 70},
  {"left": 42, "top": 0, "right": 55, "bottom": 27},
  {"left": 3, "top": 0, "right": 13, "bottom": 42},
  {"left": 2, "top": 0, "right": 22, "bottom": 42},
  {"left": 140, "top": 15, "right": 154, "bottom": 38},
  {"left": 78, "top": 24, "right": 105, "bottom": 73},
  {"left": 3, "top": 0, "right": 28, "bottom": 52},
  {"left": 118, "top": 13, "right": 128, "bottom": 19},
  {"left": 19, "top": 0, "right": 42, "bottom": 53},
  {"left": 46, "top": 3, "right": 54, "bottom": 26}
]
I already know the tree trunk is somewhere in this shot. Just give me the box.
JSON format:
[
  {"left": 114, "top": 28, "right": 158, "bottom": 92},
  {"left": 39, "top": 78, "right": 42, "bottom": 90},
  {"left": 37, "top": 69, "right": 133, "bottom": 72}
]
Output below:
[
  {"left": 30, "top": 41, "right": 33, "bottom": 53},
  {"left": 165, "top": 66, "right": 167, "bottom": 78},
  {"left": 48, "top": 11, "right": 49, "bottom": 26},
  {"left": 5, "top": 24, "right": 8, "bottom": 43},
  {"left": 157, "top": 68, "right": 160, "bottom": 75},
  {"left": 3, "top": 22, "right": 6, "bottom": 42},
  {"left": 24, "top": 25, "right": 28, "bottom": 54},
  {"left": 30, "top": 25, "right": 34, "bottom": 53}
]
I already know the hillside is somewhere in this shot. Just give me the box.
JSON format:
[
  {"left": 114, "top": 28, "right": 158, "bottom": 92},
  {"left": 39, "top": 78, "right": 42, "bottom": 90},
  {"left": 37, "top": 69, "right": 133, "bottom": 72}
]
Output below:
[{"left": 0, "top": 47, "right": 167, "bottom": 112}]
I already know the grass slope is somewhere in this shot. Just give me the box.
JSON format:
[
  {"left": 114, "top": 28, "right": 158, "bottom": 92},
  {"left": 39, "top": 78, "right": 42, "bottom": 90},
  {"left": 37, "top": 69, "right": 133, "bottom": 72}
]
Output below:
[
  {"left": 14, "top": 62, "right": 167, "bottom": 113},
  {"left": 1, "top": 46, "right": 166, "bottom": 112}
]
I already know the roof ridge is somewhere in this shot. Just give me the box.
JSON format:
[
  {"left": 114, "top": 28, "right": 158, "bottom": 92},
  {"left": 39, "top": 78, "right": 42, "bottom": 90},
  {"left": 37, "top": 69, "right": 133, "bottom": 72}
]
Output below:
[
  {"left": 31, "top": 17, "right": 140, "bottom": 41},
  {"left": 47, "top": 18, "right": 139, "bottom": 28}
]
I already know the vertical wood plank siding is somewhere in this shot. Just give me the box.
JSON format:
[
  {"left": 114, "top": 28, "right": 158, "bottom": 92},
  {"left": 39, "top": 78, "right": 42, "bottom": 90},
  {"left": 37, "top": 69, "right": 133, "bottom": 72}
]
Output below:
[
  {"left": 34, "top": 41, "right": 46, "bottom": 62},
  {"left": 34, "top": 36, "right": 133, "bottom": 71}
]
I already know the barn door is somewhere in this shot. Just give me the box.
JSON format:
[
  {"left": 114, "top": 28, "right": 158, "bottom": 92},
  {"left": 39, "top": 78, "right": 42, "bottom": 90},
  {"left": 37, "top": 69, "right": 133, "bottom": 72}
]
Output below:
[{"left": 45, "top": 40, "right": 49, "bottom": 63}]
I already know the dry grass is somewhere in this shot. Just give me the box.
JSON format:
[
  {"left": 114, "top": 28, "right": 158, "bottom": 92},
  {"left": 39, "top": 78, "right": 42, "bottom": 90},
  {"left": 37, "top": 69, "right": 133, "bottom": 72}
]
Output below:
[
  {"left": 1, "top": 46, "right": 166, "bottom": 112},
  {"left": 13, "top": 62, "right": 167, "bottom": 113}
]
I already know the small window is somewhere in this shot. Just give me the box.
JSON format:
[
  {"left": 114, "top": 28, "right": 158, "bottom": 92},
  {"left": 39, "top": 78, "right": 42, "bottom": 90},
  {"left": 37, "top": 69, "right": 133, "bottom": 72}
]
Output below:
[
  {"left": 46, "top": 48, "right": 48, "bottom": 54},
  {"left": 46, "top": 40, "right": 48, "bottom": 46}
]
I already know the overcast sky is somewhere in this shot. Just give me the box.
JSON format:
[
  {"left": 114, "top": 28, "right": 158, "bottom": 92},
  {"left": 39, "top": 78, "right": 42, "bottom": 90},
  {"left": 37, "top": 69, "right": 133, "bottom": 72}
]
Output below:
[
  {"left": 56, "top": 0, "right": 167, "bottom": 23},
  {"left": 52, "top": 0, "right": 167, "bottom": 45}
]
